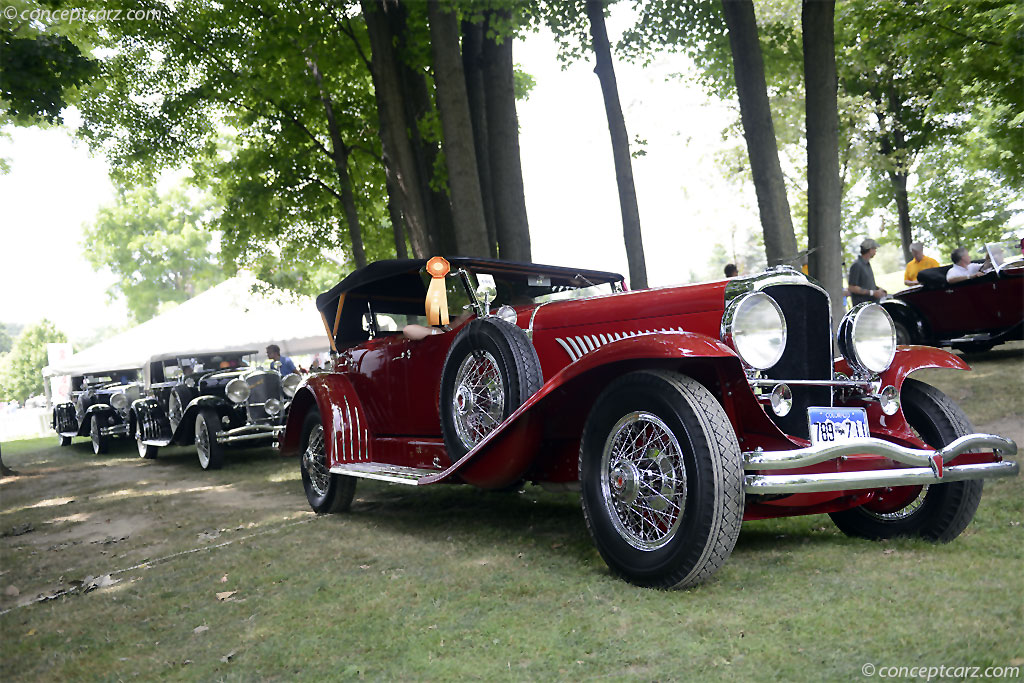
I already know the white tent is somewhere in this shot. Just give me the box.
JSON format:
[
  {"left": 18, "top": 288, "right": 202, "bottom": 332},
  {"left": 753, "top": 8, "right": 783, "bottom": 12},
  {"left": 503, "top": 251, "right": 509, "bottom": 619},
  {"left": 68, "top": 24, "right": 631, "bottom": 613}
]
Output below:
[{"left": 43, "top": 275, "right": 330, "bottom": 377}]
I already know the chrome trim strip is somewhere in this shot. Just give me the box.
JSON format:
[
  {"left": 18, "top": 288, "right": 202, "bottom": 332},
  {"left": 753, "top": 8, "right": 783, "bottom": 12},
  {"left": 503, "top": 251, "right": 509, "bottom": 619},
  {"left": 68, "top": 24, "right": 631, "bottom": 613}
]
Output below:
[
  {"left": 215, "top": 424, "right": 282, "bottom": 444},
  {"left": 363, "top": 425, "right": 369, "bottom": 461},
  {"left": 743, "top": 433, "right": 1016, "bottom": 470},
  {"left": 99, "top": 424, "right": 131, "bottom": 437},
  {"left": 566, "top": 337, "right": 585, "bottom": 359},
  {"left": 353, "top": 401, "right": 361, "bottom": 461},
  {"left": 329, "top": 462, "right": 436, "bottom": 486},
  {"left": 744, "top": 461, "right": 1019, "bottom": 494},
  {"left": 747, "top": 378, "right": 877, "bottom": 388},
  {"left": 554, "top": 338, "right": 578, "bottom": 362},
  {"left": 527, "top": 301, "right": 553, "bottom": 340},
  {"left": 343, "top": 395, "right": 352, "bottom": 462}
]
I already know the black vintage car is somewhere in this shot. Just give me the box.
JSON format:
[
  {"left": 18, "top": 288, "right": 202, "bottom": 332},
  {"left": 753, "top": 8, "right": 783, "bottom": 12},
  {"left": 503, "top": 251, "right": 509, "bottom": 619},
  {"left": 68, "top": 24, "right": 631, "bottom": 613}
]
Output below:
[
  {"left": 131, "top": 351, "right": 301, "bottom": 469},
  {"left": 52, "top": 369, "right": 143, "bottom": 454}
]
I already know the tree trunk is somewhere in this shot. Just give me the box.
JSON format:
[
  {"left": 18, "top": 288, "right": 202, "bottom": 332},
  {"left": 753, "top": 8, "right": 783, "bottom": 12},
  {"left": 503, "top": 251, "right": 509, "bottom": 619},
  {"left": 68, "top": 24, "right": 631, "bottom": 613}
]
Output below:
[
  {"left": 876, "top": 106, "right": 913, "bottom": 263},
  {"left": 586, "top": 0, "right": 648, "bottom": 289},
  {"left": 462, "top": 18, "right": 498, "bottom": 257},
  {"left": 427, "top": 0, "right": 490, "bottom": 258},
  {"left": 305, "top": 51, "right": 367, "bottom": 268},
  {"left": 721, "top": 0, "right": 798, "bottom": 267},
  {"left": 481, "top": 8, "right": 531, "bottom": 262},
  {"left": 802, "top": 0, "right": 844, "bottom": 329},
  {"left": 385, "top": 174, "right": 408, "bottom": 259},
  {"left": 361, "top": 0, "right": 433, "bottom": 258}
]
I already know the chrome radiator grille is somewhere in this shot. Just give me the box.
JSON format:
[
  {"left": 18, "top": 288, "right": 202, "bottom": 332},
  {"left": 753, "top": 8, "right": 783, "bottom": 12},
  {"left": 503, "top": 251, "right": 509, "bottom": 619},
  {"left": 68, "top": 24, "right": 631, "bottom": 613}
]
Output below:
[
  {"left": 762, "top": 284, "right": 833, "bottom": 439},
  {"left": 245, "top": 371, "right": 282, "bottom": 422}
]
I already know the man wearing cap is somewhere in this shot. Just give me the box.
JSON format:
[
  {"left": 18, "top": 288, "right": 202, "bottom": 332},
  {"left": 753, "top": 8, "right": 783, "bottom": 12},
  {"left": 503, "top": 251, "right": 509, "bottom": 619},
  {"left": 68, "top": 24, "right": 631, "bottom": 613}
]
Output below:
[
  {"left": 903, "top": 242, "right": 940, "bottom": 286},
  {"left": 848, "top": 238, "right": 887, "bottom": 307}
]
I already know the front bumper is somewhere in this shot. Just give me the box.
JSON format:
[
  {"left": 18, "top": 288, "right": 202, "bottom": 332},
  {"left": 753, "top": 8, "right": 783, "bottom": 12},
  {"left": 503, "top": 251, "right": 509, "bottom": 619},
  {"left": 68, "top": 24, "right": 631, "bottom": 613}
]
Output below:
[
  {"left": 99, "top": 423, "right": 131, "bottom": 438},
  {"left": 215, "top": 423, "right": 284, "bottom": 445},
  {"left": 743, "top": 433, "right": 1018, "bottom": 494}
]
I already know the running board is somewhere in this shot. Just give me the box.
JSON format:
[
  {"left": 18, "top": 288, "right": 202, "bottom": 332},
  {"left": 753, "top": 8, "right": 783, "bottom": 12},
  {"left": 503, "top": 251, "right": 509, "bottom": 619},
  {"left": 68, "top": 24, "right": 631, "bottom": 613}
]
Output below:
[{"left": 329, "top": 462, "right": 437, "bottom": 485}]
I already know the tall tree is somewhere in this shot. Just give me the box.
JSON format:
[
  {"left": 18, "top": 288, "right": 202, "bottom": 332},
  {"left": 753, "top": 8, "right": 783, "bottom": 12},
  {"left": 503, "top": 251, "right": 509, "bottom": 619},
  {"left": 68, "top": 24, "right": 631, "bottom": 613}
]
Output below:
[
  {"left": 427, "top": 0, "right": 490, "bottom": 257},
  {"left": 461, "top": 18, "right": 498, "bottom": 257},
  {"left": 721, "top": 0, "right": 798, "bottom": 267},
  {"left": 82, "top": 186, "right": 225, "bottom": 322},
  {"left": 0, "top": 320, "right": 67, "bottom": 404},
  {"left": 586, "top": 0, "right": 647, "bottom": 289},
  {"left": 802, "top": 0, "right": 843, "bottom": 329},
  {"left": 481, "top": 6, "right": 532, "bottom": 261}
]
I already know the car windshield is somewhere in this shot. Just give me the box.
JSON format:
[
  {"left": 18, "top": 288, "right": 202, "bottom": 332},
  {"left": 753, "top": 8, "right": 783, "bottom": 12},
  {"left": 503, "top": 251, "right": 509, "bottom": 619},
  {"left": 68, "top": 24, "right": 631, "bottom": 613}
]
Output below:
[
  {"left": 986, "top": 239, "right": 1024, "bottom": 272},
  {"left": 466, "top": 268, "right": 620, "bottom": 308}
]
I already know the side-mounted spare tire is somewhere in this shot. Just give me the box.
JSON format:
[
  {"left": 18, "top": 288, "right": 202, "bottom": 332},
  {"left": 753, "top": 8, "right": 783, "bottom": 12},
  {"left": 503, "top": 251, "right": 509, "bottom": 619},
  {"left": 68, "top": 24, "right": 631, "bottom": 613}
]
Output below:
[{"left": 439, "top": 318, "right": 543, "bottom": 461}]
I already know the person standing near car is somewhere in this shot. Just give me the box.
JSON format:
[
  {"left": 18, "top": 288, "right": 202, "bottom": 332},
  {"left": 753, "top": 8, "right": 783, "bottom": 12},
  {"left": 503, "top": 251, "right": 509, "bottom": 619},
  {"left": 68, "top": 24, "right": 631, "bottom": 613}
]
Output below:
[
  {"left": 847, "top": 238, "right": 886, "bottom": 306},
  {"left": 903, "top": 242, "right": 940, "bottom": 286},
  {"left": 266, "top": 344, "right": 296, "bottom": 375}
]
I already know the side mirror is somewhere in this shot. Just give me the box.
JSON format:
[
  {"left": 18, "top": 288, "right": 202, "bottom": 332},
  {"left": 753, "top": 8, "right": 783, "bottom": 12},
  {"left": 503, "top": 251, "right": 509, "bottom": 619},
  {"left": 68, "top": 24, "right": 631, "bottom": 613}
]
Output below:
[{"left": 476, "top": 274, "right": 497, "bottom": 316}]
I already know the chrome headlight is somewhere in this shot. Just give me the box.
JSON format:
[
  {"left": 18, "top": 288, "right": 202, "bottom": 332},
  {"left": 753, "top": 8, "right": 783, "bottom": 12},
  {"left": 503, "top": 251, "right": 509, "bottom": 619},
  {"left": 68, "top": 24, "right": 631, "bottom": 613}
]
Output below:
[
  {"left": 226, "top": 377, "right": 251, "bottom": 403},
  {"left": 838, "top": 303, "right": 896, "bottom": 375},
  {"left": 110, "top": 392, "right": 127, "bottom": 410},
  {"left": 264, "top": 398, "right": 282, "bottom": 416},
  {"left": 125, "top": 385, "right": 142, "bottom": 404},
  {"left": 282, "top": 372, "right": 301, "bottom": 398},
  {"left": 721, "top": 292, "right": 787, "bottom": 370}
]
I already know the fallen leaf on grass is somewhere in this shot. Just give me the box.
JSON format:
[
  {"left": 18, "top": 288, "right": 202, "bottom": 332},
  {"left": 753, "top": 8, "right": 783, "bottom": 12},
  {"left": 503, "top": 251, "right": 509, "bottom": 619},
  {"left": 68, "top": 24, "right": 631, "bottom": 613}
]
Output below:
[
  {"left": 26, "top": 628, "right": 36, "bottom": 636},
  {"left": 193, "top": 625, "right": 210, "bottom": 634},
  {"left": 216, "top": 591, "right": 237, "bottom": 601},
  {"left": 882, "top": 549, "right": 896, "bottom": 556},
  {"left": 220, "top": 650, "right": 236, "bottom": 663},
  {"left": 84, "top": 574, "right": 120, "bottom": 592},
  {"left": 359, "top": 565, "right": 371, "bottom": 570},
  {"left": 5, "top": 585, "right": 19, "bottom": 597}
]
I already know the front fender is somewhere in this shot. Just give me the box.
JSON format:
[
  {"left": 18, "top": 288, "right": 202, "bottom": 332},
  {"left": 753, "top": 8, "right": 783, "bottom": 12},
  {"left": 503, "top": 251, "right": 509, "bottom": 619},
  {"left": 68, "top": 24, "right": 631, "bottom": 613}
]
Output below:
[
  {"left": 131, "top": 397, "right": 171, "bottom": 442},
  {"left": 425, "top": 331, "right": 746, "bottom": 488},
  {"left": 174, "top": 395, "right": 233, "bottom": 443},
  {"left": 280, "top": 374, "right": 372, "bottom": 468},
  {"left": 78, "top": 403, "right": 119, "bottom": 436}
]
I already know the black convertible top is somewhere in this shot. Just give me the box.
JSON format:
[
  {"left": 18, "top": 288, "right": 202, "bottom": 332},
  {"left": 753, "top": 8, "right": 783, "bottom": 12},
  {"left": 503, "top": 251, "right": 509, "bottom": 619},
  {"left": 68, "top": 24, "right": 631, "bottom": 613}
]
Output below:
[{"left": 316, "top": 257, "right": 624, "bottom": 348}]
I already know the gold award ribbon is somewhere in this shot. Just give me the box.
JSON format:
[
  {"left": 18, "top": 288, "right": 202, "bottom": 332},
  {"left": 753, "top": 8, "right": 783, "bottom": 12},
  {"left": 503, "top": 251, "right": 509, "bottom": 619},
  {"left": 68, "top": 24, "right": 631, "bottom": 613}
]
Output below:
[{"left": 425, "top": 256, "right": 450, "bottom": 326}]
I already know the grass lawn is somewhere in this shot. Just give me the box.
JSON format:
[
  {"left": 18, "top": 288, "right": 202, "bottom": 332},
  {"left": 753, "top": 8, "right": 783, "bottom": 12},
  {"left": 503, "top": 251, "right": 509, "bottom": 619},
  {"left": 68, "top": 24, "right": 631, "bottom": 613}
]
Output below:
[{"left": 1, "top": 344, "right": 1021, "bottom": 680}]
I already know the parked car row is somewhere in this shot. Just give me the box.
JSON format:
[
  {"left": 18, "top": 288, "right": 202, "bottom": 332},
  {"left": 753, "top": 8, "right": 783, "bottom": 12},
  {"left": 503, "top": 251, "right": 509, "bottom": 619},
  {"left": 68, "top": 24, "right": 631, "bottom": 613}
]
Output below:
[
  {"left": 52, "top": 254, "right": 1019, "bottom": 589},
  {"left": 53, "top": 351, "right": 300, "bottom": 469}
]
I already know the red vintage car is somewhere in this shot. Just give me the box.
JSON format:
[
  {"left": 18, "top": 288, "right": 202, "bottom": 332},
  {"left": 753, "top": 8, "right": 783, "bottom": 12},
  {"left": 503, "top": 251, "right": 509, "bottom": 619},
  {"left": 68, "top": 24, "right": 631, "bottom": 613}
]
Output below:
[
  {"left": 280, "top": 257, "right": 1018, "bottom": 589},
  {"left": 882, "top": 241, "right": 1024, "bottom": 353}
]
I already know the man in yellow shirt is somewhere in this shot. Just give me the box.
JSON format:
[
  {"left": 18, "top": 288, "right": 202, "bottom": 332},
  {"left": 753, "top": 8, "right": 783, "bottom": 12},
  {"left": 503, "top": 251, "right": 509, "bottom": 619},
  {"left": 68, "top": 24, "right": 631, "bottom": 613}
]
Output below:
[{"left": 904, "top": 242, "right": 940, "bottom": 286}]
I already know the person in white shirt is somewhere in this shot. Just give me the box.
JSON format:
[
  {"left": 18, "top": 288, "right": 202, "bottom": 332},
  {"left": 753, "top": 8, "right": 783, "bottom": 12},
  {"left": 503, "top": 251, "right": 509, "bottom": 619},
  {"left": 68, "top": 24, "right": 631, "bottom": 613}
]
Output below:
[{"left": 946, "top": 247, "right": 991, "bottom": 284}]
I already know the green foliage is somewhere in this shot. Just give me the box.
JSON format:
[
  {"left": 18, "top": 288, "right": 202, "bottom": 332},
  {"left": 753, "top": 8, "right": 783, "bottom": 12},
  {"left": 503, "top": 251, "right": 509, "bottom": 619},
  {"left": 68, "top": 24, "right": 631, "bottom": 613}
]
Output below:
[
  {"left": 911, "top": 145, "right": 1020, "bottom": 255},
  {"left": 0, "top": 319, "right": 67, "bottom": 403},
  {"left": 0, "top": 326, "right": 12, "bottom": 354},
  {"left": 82, "top": 185, "right": 225, "bottom": 322}
]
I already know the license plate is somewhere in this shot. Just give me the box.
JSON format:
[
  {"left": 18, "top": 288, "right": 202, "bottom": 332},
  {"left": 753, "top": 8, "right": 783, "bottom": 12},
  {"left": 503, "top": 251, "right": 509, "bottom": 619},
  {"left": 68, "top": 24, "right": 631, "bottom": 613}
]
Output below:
[{"left": 807, "top": 407, "right": 869, "bottom": 446}]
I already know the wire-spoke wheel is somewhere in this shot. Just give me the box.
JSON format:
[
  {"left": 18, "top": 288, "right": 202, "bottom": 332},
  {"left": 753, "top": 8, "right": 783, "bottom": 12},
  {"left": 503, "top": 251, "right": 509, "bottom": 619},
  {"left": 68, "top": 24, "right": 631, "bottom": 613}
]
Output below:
[
  {"left": 602, "top": 412, "right": 687, "bottom": 551},
  {"left": 440, "top": 318, "right": 542, "bottom": 470},
  {"left": 90, "top": 415, "right": 108, "bottom": 455},
  {"left": 195, "top": 409, "right": 225, "bottom": 470},
  {"left": 829, "top": 378, "right": 983, "bottom": 542},
  {"left": 580, "top": 370, "right": 743, "bottom": 590},
  {"left": 300, "top": 408, "right": 355, "bottom": 513}
]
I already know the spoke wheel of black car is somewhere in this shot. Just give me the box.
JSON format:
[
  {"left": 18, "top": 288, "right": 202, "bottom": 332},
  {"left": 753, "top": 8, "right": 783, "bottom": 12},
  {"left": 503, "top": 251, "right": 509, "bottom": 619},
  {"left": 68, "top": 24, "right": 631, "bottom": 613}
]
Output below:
[
  {"left": 579, "top": 370, "right": 744, "bottom": 589},
  {"left": 168, "top": 385, "right": 193, "bottom": 433},
  {"left": 136, "top": 429, "right": 159, "bottom": 459},
  {"left": 829, "top": 378, "right": 983, "bottom": 542},
  {"left": 439, "top": 318, "right": 542, "bottom": 460},
  {"left": 195, "top": 409, "right": 225, "bottom": 470},
  {"left": 893, "top": 320, "right": 915, "bottom": 346},
  {"left": 300, "top": 408, "right": 355, "bottom": 514},
  {"left": 90, "top": 416, "right": 108, "bottom": 455}
]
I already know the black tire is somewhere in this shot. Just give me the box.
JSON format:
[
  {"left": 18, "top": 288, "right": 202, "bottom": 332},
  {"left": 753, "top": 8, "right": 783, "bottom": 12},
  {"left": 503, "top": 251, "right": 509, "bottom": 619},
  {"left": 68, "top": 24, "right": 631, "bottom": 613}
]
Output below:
[
  {"left": 299, "top": 408, "right": 356, "bottom": 513},
  {"left": 829, "top": 378, "right": 983, "bottom": 542},
  {"left": 136, "top": 430, "right": 159, "bottom": 459},
  {"left": 439, "top": 318, "right": 542, "bottom": 460},
  {"left": 579, "top": 370, "right": 744, "bottom": 589},
  {"left": 195, "top": 409, "right": 225, "bottom": 470},
  {"left": 59, "top": 434, "right": 72, "bottom": 447},
  {"left": 893, "top": 320, "right": 915, "bottom": 346},
  {"left": 90, "top": 415, "right": 108, "bottom": 455}
]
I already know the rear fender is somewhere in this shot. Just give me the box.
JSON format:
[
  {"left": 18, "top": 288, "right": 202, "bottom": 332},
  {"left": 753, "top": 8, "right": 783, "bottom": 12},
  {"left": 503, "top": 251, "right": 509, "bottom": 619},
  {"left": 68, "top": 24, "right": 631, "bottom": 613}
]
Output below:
[
  {"left": 280, "top": 374, "right": 372, "bottom": 468},
  {"left": 425, "top": 331, "right": 752, "bottom": 488}
]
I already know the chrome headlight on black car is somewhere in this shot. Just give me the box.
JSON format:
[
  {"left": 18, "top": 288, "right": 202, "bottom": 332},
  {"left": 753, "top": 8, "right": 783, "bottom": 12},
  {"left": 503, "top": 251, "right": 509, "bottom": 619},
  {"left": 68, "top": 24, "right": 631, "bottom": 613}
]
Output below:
[
  {"left": 110, "top": 392, "right": 127, "bottom": 410},
  {"left": 721, "top": 292, "right": 788, "bottom": 370},
  {"left": 226, "top": 377, "right": 251, "bottom": 403},
  {"left": 838, "top": 303, "right": 896, "bottom": 375},
  {"left": 282, "top": 372, "right": 301, "bottom": 398}
]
